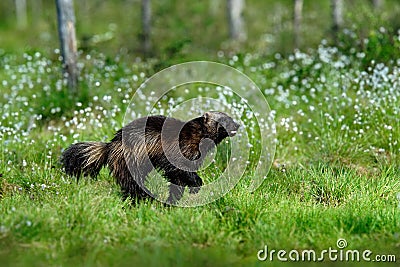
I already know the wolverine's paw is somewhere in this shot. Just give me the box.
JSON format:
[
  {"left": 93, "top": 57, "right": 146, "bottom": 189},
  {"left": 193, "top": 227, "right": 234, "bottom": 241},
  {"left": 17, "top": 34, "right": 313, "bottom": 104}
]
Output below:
[
  {"left": 189, "top": 186, "right": 201, "bottom": 194},
  {"left": 189, "top": 178, "right": 203, "bottom": 194}
]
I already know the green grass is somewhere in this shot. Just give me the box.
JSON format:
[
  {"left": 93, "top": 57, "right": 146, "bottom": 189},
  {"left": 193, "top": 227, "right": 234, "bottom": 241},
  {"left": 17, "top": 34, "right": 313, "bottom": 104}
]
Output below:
[
  {"left": 1, "top": 44, "right": 400, "bottom": 265},
  {"left": 1, "top": 1, "right": 400, "bottom": 265},
  {"left": 1, "top": 166, "right": 399, "bottom": 266}
]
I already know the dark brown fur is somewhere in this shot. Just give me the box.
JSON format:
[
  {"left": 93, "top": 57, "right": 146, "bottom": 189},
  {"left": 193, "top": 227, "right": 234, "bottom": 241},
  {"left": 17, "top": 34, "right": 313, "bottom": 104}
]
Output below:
[{"left": 61, "top": 111, "right": 239, "bottom": 204}]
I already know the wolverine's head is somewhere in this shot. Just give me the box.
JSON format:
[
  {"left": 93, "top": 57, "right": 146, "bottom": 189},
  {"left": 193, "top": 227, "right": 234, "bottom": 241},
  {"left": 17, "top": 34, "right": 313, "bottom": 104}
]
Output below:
[{"left": 202, "top": 111, "right": 240, "bottom": 143}]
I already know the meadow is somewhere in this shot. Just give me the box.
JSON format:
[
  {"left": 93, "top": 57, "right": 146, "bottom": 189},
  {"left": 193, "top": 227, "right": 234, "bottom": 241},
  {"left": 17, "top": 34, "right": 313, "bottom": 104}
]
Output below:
[{"left": 1, "top": 1, "right": 400, "bottom": 266}]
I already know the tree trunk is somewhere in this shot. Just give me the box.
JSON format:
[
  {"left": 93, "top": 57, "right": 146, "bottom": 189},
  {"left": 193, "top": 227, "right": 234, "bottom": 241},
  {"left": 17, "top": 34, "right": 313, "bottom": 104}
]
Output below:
[
  {"left": 293, "top": 0, "right": 303, "bottom": 49},
  {"left": 227, "top": 0, "right": 246, "bottom": 41},
  {"left": 372, "top": 0, "right": 383, "bottom": 9},
  {"left": 15, "top": 0, "right": 27, "bottom": 29},
  {"left": 209, "top": 0, "right": 221, "bottom": 16},
  {"left": 55, "top": 0, "right": 78, "bottom": 92},
  {"left": 331, "top": 0, "right": 343, "bottom": 44},
  {"left": 31, "top": 0, "right": 42, "bottom": 25},
  {"left": 141, "top": 0, "right": 152, "bottom": 56}
]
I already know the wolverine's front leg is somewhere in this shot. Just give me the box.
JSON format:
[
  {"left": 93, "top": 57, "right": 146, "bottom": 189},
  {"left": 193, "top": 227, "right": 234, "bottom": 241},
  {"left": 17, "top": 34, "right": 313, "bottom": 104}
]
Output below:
[
  {"left": 166, "top": 182, "right": 185, "bottom": 204},
  {"left": 187, "top": 172, "right": 203, "bottom": 194},
  {"left": 165, "top": 171, "right": 203, "bottom": 204}
]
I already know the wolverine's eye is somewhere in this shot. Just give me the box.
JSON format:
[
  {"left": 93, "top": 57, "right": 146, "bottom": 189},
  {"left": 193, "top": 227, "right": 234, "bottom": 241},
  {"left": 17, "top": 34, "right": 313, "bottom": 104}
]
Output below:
[{"left": 217, "top": 123, "right": 227, "bottom": 133}]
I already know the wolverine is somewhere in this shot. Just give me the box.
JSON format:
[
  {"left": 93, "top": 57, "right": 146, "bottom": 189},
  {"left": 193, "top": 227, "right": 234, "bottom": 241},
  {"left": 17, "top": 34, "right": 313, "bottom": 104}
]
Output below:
[{"left": 61, "top": 111, "right": 240, "bottom": 204}]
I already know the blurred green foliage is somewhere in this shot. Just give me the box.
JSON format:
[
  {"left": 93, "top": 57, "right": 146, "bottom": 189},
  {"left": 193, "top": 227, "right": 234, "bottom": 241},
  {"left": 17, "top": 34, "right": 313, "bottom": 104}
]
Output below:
[{"left": 0, "top": 0, "right": 399, "bottom": 63}]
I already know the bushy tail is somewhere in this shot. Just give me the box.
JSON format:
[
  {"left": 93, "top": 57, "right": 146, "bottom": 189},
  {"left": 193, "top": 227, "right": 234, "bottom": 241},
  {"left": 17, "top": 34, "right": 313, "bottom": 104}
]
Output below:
[{"left": 61, "top": 142, "right": 109, "bottom": 179}]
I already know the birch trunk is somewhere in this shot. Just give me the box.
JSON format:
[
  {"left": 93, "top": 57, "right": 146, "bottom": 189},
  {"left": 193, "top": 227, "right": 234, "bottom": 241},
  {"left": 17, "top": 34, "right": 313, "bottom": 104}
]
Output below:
[
  {"left": 293, "top": 0, "right": 303, "bottom": 49},
  {"left": 227, "top": 0, "right": 246, "bottom": 41},
  {"left": 372, "top": 0, "right": 383, "bottom": 9},
  {"left": 56, "top": 0, "right": 78, "bottom": 92},
  {"left": 141, "top": 0, "right": 152, "bottom": 55},
  {"left": 331, "top": 0, "right": 343, "bottom": 44},
  {"left": 15, "top": 0, "right": 27, "bottom": 29}
]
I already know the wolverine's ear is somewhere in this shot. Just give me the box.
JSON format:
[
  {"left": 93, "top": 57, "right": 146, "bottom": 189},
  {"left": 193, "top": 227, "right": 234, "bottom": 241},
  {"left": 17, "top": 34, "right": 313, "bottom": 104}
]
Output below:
[{"left": 203, "top": 112, "right": 212, "bottom": 121}]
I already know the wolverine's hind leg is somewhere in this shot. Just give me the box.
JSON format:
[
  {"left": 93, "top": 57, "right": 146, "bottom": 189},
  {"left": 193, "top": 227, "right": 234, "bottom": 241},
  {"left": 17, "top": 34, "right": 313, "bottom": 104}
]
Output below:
[{"left": 108, "top": 147, "right": 153, "bottom": 201}]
